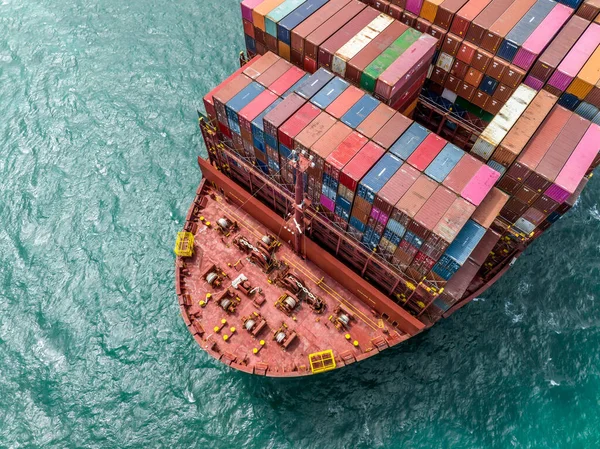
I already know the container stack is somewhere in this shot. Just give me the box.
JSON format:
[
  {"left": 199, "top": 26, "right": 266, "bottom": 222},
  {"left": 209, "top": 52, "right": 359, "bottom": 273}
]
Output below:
[
  {"left": 202, "top": 45, "right": 599, "bottom": 316},
  {"left": 241, "top": 0, "right": 438, "bottom": 115}
]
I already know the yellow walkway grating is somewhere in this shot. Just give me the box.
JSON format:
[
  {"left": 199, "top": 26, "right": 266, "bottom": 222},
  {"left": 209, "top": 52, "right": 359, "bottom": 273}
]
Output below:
[
  {"left": 309, "top": 350, "right": 336, "bottom": 374},
  {"left": 174, "top": 231, "right": 194, "bottom": 257}
]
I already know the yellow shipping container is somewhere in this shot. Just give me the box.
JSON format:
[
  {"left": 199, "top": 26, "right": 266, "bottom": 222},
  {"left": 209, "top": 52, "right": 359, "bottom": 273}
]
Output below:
[
  {"left": 279, "top": 41, "right": 291, "bottom": 61},
  {"left": 420, "top": 0, "right": 445, "bottom": 23}
]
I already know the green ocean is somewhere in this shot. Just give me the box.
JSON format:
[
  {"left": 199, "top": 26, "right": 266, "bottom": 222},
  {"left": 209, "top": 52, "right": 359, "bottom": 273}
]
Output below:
[{"left": 2, "top": 0, "right": 600, "bottom": 447}]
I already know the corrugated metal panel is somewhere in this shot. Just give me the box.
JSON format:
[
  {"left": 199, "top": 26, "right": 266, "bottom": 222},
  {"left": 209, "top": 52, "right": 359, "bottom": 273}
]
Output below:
[
  {"left": 358, "top": 153, "right": 404, "bottom": 202},
  {"left": 477, "top": 84, "right": 538, "bottom": 148},
  {"left": 575, "top": 101, "right": 600, "bottom": 120},
  {"left": 389, "top": 122, "right": 430, "bottom": 160},
  {"left": 339, "top": 141, "right": 386, "bottom": 191},
  {"left": 296, "top": 68, "right": 335, "bottom": 99},
  {"left": 433, "top": 197, "right": 477, "bottom": 244},
  {"left": 356, "top": 103, "right": 396, "bottom": 138},
  {"left": 513, "top": 4, "right": 573, "bottom": 71},
  {"left": 278, "top": 102, "right": 321, "bottom": 148},
  {"left": 341, "top": 94, "right": 380, "bottom": 128},
  {"left": 425, "top": 143, "right": 464, "bottom": 182},
  {"left": 461, "top": 165, "right": 501, "bottom": 206},
  {"left": 443, "top": 153, "right": 482, "bottom": 194},
  {"left": 407, "top": 133, "right": 448, "bottom": 171},
  {"left": 277, "top": 0, "right": 330, "bottom": 45},
  {"left": 414, "top": 186, "right": 457, "bottom": 231},
  {"left": 326, "top": 85, "right": 364, "bottom": 118},
  {"left": 360, "top": 28, "right": 422, "bottom": 92},
  {"left": 444, "top": 219, "right": 486, "bottom": 265},
  {"left": 332, "top": 14, "right": 394, "bottom": 77},
  {"left": 536, "top": 113, "right": 590, "bottom": 181},
  {"left": 310, "top": 77, "right": 349, "bottom": 109},
  {"left": 266, "top": 0, "right": 307, "bottom": 37},
  {"left": 554, "top": 123, "right": 600, "bottom": 193},
  {"left": 497, "top": 0, "right": 557, "bottom": 63},
  {"left": 471, "top": 187, "right": 509, "bottom": 228},
  {"left": 226, "top": 82, "right": 266, "bottom": 135},
  {"left": 372, "top": 112, "right": 414, "bottom": 149},
  {"left": 396, "top": 174, "right": 439, "bottom": 218},
  {"left": 290, "top": 0, "right": 351, "bottom": 54},
  {"left": 517, "top": 105, "right": 572, "bottom": 171}
]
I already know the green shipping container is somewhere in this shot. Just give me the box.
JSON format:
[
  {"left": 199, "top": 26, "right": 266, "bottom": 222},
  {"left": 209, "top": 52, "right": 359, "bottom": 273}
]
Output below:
[{"left": 360, "top": 29, "right": 421, "bottom": 93}]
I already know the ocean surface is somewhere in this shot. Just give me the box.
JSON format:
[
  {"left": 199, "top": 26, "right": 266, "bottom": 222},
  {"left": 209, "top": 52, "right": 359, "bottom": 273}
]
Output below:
[{"left": 1, "top": 1, "right": 600, "bottom": 447}]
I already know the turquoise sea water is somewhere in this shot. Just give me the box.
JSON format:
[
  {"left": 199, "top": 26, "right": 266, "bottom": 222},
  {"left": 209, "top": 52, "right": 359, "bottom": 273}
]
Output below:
[{"left": 2, "top": 1, "right": 600, "bottom": 447}]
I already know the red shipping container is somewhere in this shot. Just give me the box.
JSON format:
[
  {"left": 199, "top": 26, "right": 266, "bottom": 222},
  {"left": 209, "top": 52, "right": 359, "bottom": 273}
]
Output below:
[
  {"left": 278, "top": 103, "right": 322, "bottom": 149},
  {"left": 373, "top": 112, "right": 414, "bottom": 149},
  {"left": 213, "top": 74, "right": 253, "bottom": 127},
  {"left": 243, "top": 51, "right": 280, "bottom": 79},
  {"left": 535, "top": 114, "right": 590, "bottom": 182},
  {"left": 291, "top": 0, "right": 353, "bottom": 60},
  {"left": 326, "top": 85, "right": 365, "bottom": 118},
  {"left": 268, "top": 66, "right": 306, "bottom": 96},
  {"left": 456, "top": 41, "right": 477, "bottom": 64},
  {"left": 442, "top": 33, "right": 463, "bottom": 56},
  {"left": 325, "top": 131, "right": 369, "bottom": 181},
  {"left": 357, "top": 103, "right": 397, "bottom": 138},
  {"left": 396, "top": 174, "right": 439, "bottom": 218},
  {"left": 256, "top": 58, "right": 293, "bottom": 88},
  {"left": 465, "top": 0, "right": 516, "bottom": 45},
  {"left": 433, "top": 197, "right": 476, "bottom": 243},
  {"left": 435, "top": 0, "right": 470, "bottom": 30},
  {"left": 471, "top": 48, "right": 493, "bottom": 72},
  {"left": 443, "top": 153, "right": 482, "bottom": 194},
  {"left": 304, "top": 1, "right": 367, "bottom": 61},
  {"left": 407, "top": 134, "right": 448, "bottom": 170},
  {"left": 346, "top": 21, "right": 409, "bottom": 85},
  {"left": 318, "top": 7, "right": 381, "bottom": 69},
  {"left": 451, "top": 59, "right": 470, "bottom": 79},
  {"left": 414, "top": 185, "right": 457, "bottom": 231},
  {"left": 375, "top": 35, "right": 437, "bottom": 100},
  {"left": 480, "top": 0, "right": 537, "bottom": 54},
  {"left": 468, "top": 228, "right": 501, "bottom": 265},
  {"left": 375, "top": 164, "right": 421, "bottom": 217},
  {"left": 450, "top": 0, "right": 493, "bottom": 38},
  {"left": 339, "top": 141, "right": 386, "bottom": 191},
  {"left": 238, "top": 90, "right": 280, "bottom": 137},
  {"left": 294, "top": 112, "right": 337, "bottom": 154},
  {"left": 203, "top": 56, "right": 261, "bottom": 121},
  {"left": 264, "top": 93, "right": 307, "bottom": 140}
]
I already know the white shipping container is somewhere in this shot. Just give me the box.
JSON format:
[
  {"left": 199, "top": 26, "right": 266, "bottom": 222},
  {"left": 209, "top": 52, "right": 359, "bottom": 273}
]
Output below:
[
  {"left": 436, "top": 52, "right": 454, "bottom": 72},
  {"left": 332, "top": 14, "right": 394, "bottom": 77},
  {"left": 479, "top": 84, "right": 537, "bottom": 147},
  {"left": 442, "top": 88, "right": 457, "bottom": 103}
]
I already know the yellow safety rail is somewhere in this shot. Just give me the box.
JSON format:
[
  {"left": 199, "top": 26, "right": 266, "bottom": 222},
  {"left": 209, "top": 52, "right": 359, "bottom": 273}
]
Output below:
[
  {"left": 174, "top": 232, "right": 194, "bottom": 257},
  {"left": 309, "top": 350, "right": 336, "bottom": 374}
]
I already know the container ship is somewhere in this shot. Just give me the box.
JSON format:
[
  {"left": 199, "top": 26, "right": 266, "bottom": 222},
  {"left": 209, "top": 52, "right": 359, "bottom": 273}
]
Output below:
[{"left": 175, "top": 0, "right": 600, "bottom": 377}]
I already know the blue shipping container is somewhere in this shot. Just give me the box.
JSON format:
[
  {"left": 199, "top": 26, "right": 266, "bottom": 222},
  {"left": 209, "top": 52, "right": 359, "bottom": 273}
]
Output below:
[
  {"left": 252, "top": 98, "right": 282, "bottom": 152},
  {"left": 341, "top": 95, "right": 379, "bottom": 128},
  {"left": 357, "top": 154, "right": 403, "bottom": 203},
  {"left": 558, "top": 92, "right": 581, "bottom": 111},
  {"left": 487, "top": 160, "right": 507, "bottom": 176},
  {"left": 575, "top": 102, "right": 599, "bottom": 121},
  {"left": 311, "top": 77, "right": 349, "bottom": 109},
  {"left": 296, "top": 68, "right": 334, "bottom": 99},
  {"left": 479, "top": 76, "right": 498, "bottom": 96},
  {"left": 497, "top": 0, "right": 556, "bottom": 63},
  {"left": 349, "top": 216, "right": 366, "bottom": 233},
  {"left": 245, "top": 35, "right": 256, "bottom": 55},
  {"left": 283, "top": 74, "right": 309, "bottom": 98},
  {"left": 425, "top": 143, "right": 464, "bottom": 182},
  {"left": 226, "top": 82, "right": 265, "bottom": 135},
  {"left": 444, "top": 220, "right": 486, "bottom": 265},
  {"left": 389, "top": 122, "right": 429, "bottom": 160},
  {"left": 277, "top": 0, "right": 329, "bottom": 45}
]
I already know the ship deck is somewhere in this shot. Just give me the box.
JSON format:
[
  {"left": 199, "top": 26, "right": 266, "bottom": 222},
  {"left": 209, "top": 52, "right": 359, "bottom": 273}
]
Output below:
[{"left": 176, "top": 181, "right": 410, "bottom": 377}]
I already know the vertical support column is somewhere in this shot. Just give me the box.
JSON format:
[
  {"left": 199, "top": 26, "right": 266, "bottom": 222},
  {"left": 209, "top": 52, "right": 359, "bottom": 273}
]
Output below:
[{"left": 294, "top": 161, "right": 304, "bottom": 258}]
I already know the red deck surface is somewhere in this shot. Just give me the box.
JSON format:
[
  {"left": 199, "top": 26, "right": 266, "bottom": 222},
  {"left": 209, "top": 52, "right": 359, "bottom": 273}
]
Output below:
[{"left": 177, "top": 182, "right": 410, "bottom": 377}]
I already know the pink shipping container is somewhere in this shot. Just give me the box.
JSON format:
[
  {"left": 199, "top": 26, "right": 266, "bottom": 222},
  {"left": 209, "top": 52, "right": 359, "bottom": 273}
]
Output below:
[
  {"left": 524, "top": 75, "right": 545, "bottom": 91},
  {"left": 406, "top": 0, "right": 425, "bottom": 15},
  {"left": 375, "top": 35, "right": 437, "bottom": 100},
  {"left": 548, "top": 23, "right": 600, "bottom": 92},
  {"left": 513, "top": 4, "right": 574, "bottom": 71},
  {"left": 551, "top": 123, "right": 600, "bottom": 199},
  {"left": 461, "top": 165, "right": 501, "bottom": 206},
  {"left": 241, "top": 0, "right": 266, "bottom": 23},
  {"left": 321, "top": 194, "right": 336, "bottom": 212}
]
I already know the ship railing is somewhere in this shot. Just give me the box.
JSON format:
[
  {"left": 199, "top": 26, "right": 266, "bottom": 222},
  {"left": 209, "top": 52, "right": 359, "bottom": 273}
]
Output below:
[
  {"left": 198, "top": 119, "right": 445, "bottom": 309},
  {"left": 417, "top": 95, "right": 486, "bottom": 135}
]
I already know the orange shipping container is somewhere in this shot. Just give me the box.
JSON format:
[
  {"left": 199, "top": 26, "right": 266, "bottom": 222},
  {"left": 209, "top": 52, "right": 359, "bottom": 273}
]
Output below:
[{"left": 566, "top": 46, "right": 600, "bottom": 100}]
